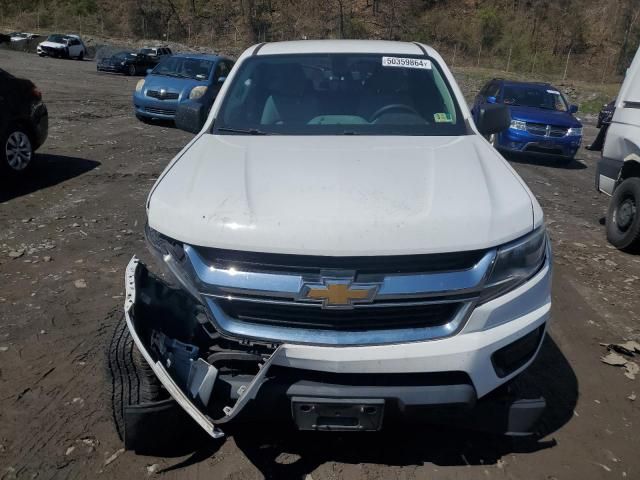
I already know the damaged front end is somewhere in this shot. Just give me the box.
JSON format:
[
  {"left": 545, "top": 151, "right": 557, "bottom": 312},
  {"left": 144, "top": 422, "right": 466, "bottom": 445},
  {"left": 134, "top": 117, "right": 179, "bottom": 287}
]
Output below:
[
  {"left": 124, "top": 255, "right": 284, "bottom": 441},
  {"left": 122, "top": 225, "right": 548, "bottom": 444}
]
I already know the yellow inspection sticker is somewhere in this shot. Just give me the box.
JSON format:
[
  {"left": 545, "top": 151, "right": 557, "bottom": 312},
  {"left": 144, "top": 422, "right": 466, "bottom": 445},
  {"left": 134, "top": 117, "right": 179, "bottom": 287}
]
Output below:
[
  {"left": 433, "top": 112, "right": 453, "bottom": 123},
  {"left": 382, "top": 57, "right": 432, "bottom": 70}
]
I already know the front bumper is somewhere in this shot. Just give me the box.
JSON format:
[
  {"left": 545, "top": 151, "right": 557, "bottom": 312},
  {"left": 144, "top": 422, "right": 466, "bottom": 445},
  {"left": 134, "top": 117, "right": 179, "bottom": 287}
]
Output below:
[
  {"left": 497, "top": 128, "right": 581, "bottom": 158},
  {"left": 97, "top": 63, "right": 127, "bottom": 74},
  {"left": 37, "top": 45, "right": 66, "bottom": 57},
  {"left": 133, "top": 93, "right": 179, "bottom": 120},
  {"left": 123, "top": 247, "right": 550, "bottom": 438}
]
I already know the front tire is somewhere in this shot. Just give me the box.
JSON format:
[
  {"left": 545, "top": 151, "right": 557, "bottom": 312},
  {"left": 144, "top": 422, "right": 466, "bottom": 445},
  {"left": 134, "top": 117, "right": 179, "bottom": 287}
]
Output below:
[
  {"left": 1, "top": 128, "right": 34, "bottom": 176},
  {"left": 108, "top": 314, "right": 167, "bottom": 442},
  {"left": 128, "top": 64, "right": 136, "bottom": 76},
  {"left": 606, "top": 177, "right": 640, "bottom": 251}
]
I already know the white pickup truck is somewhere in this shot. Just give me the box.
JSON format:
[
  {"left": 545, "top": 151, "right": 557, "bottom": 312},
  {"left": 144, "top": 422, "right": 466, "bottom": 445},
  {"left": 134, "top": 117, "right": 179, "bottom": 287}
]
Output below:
[{"left": 111, "top": 40, "right": 552, "bottom": 449}]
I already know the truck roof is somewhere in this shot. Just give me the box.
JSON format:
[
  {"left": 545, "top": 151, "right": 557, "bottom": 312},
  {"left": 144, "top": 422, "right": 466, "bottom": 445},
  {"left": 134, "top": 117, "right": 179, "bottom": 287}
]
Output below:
[{"left": 255, "top": 40, "right": 436, "bottom": 57}]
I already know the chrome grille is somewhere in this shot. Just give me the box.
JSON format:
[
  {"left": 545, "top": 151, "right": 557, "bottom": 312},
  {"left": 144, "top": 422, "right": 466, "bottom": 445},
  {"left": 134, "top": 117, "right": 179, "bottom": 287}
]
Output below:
[
  {"left": 182, "top": 245, "right": 496, "bottom": 345},
  {"left": 217, "top": 298, "right": 461, "bottom": 331},
  {"left": 525, "top": 122, "right": 568, "bottom": 137},
  {"left": 146, "top": 90, "right": 179, "bottom": 100}
]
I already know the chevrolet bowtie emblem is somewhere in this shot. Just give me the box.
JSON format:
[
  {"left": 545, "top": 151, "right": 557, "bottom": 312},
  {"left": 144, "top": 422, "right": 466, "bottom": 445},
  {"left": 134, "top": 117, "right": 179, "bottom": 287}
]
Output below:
[{"left": 299, "top": 277, "right": 379, "bottom": 309}]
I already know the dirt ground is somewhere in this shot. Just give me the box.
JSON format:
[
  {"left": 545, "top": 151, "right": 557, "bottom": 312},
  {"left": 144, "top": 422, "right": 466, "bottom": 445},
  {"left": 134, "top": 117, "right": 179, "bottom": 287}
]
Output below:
[{"left": 0, "top": 48, "right": 639, "bottom": 480}]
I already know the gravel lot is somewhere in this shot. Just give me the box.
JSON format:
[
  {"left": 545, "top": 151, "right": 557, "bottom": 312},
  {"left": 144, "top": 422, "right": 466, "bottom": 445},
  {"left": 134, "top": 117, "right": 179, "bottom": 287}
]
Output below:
[{"left": 0, "top": 48, "right": 639, "bottom": 480}]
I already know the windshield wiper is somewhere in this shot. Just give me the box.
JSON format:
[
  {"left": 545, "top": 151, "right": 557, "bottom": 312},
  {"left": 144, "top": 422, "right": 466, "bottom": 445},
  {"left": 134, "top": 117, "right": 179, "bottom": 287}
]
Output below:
[{"left": 216, "top": 127, "right": 271, "bottom": 135}]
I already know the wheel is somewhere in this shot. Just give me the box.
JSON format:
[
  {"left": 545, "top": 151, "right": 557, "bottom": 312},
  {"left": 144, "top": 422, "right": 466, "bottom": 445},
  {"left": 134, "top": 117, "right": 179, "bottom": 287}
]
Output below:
[
  {"left": 128, "top": 64, "right": 136, "bottom": 76},
  {"left": 107, "top": 314, "right": 168, "bottom": 442},
  {"left": 1, "top": 128, "right": 34, "bottom": 175},
  {"left": 606, "top": 177, "right": 640, "bottom": 251}
]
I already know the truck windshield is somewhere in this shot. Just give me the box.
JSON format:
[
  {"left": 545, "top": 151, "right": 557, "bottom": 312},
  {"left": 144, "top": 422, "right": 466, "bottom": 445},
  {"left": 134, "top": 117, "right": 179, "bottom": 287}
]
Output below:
[
  {"left": 214, "top": 53, "right": 466, "bottom": 135},
  {"left": 502, "top": 85, "right": 569, "bottom": 112},
  {"left": 47, "top": 34, "right": 66, "bottom": 43}
]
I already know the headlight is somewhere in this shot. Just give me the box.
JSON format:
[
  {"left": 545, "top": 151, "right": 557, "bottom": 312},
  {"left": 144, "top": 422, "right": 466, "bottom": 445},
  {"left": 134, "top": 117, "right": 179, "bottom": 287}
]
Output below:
[
  {"left": 567, "top": 127, "right": 582, "bottom": 136},
  {"left": 510, "top": 120, "right": 527, "bottom": 131},
  {"left": 189, "top": 86, "right": 208, "bottom": 100},
  {"left": 135, "top": 79, "right": 145, "bottom": 92},
  {"left": 145, "top": 224, "right": 202, "bottom": 303},
  {"left": 480, "top": 227, "right": 548, "bottom": 303}
]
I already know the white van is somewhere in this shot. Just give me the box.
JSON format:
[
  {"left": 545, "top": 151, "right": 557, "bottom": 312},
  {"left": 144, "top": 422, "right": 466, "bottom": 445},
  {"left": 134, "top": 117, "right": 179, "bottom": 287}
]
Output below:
[{"left": 597, "top": 47, "right": 640, "bottom": 250}]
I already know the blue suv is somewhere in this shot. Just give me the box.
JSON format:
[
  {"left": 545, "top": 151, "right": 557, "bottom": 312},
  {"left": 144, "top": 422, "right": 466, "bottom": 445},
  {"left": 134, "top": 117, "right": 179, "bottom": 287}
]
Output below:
[{"left": 472, "top": 79, "right": 583, "bottom": 162}]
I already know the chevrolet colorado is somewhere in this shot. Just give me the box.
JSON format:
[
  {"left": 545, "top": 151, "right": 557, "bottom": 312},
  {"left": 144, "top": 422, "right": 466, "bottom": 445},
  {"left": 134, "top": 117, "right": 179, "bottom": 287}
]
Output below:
[{"left": 111, "top": 40, "right": 552, "bottom": 449}]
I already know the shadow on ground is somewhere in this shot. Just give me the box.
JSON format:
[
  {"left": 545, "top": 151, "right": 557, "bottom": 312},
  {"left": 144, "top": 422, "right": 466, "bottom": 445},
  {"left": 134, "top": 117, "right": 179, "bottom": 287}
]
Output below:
[
  {"left": 151, "top": 335, "right": 577, "bottom": 478},
  {"left": 0, "top": 154, "right": 100, "bottom": 203},
  {"left": 503, "top": 151, "right": 588, "bottom": 170}
]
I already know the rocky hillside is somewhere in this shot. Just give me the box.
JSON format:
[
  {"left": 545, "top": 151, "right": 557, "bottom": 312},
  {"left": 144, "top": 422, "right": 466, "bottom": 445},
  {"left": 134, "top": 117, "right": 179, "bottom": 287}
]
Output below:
[{"left": 2, "top": 0, "right": 639, "bottom": 82}]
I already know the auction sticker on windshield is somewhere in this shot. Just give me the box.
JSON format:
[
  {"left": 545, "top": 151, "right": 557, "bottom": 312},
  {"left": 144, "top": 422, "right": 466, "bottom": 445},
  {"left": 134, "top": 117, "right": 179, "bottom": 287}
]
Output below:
[{"left": 382, "top": 57, "right": 431, "bottom": 70}]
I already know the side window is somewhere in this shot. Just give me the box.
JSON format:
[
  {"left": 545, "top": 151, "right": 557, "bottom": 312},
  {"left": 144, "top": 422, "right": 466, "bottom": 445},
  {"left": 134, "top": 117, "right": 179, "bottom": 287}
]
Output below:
[
  {"left": 215, "top": 61, "right": 229, "bottom": 80},
  {"left": 486, "top": 82, "right": 500, "bottom": 99}
]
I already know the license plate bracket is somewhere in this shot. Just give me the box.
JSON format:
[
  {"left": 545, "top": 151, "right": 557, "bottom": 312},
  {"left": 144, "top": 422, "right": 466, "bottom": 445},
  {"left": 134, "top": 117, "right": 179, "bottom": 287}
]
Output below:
[{"left": 291, "top": 397, "right": 385, "bottom": 431}]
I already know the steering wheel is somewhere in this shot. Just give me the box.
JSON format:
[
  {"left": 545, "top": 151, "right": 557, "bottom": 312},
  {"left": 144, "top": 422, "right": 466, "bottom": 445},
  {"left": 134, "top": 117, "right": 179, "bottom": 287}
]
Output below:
[{"left": 369, "top": 104, "right": 422, "bottom": 122}]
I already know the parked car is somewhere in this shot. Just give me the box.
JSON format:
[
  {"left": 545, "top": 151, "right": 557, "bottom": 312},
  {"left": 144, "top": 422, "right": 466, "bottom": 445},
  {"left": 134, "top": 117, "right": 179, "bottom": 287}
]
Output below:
[
  {"left": 0, "top": 68, "right": 48, "bottom": 176},
  {"left": 132, "top": 53, "right": 233, "bottom": 122},
  {"left": 596, "top": 46, "right": 640, "bottom": 251},
  {"left": 9, "top": 32, "right": 37, "bottom": 42},
  {"left": 472, "top": 79, "right": 583, "bottom": 162},
  {"left": 597, "top": 99, "right": 616, "bottom": 128},
  {"left": 97, "top": 51, "right": 158, "bottom": 76},
  {"left": 138, "top": 46, "right": 172, "bottom": 60},
  {"left": 37, "top": 34, "right": 86, "bottom": 60},
  {"left": 113, "top": 40, "right": 552, "bottom": 450}
]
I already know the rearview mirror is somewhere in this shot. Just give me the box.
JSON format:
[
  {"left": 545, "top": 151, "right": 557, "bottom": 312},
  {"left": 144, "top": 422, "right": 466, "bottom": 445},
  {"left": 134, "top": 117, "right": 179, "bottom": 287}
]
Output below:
[
  {"left": 175, "top": 100, "right": 207, "bottom": 134},
  {"left": 476, "top": 103, "right": 511, "bottom": 136},
  {"left": 569, "top": 104, "right": 578, "bottom": 114},
  {"left": 217, "top": 76, "right": 227, "bottom": 84}
]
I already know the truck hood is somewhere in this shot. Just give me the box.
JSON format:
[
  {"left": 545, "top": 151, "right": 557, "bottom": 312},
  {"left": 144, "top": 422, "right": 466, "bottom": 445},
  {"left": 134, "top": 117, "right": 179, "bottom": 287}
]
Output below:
[
  {"left": 148, "top": 135, "right": 537, "bottom": 256},
  {"left": 509, "top": 105, "right": 582, "bottom": 128}
]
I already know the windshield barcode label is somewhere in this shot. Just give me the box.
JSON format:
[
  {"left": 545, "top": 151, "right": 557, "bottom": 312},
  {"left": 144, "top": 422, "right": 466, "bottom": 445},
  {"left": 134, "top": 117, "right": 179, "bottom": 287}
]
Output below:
[{"left": 382, "top": 57, "right": 431, "bottom": 70}]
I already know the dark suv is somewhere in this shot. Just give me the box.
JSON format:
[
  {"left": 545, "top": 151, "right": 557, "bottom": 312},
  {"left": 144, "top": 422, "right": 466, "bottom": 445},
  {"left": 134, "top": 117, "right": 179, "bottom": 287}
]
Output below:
[{"left": 0, "top": 68, "right": 48, "bottom": 176}]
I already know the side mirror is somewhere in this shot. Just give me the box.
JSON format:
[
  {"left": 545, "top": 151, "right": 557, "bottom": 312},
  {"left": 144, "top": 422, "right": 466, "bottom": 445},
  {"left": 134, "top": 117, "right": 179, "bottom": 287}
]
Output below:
[
  {"left": 476, "top": 103, "right": 511, "bottom": 136},
  {"left": 146, "top": 69, "right": 153, "bottom": 75},
  {"left": 217, "top": 76, "right": 227, "bottom": 84},
  {"left": 175, "top": 100, "right": 207, "bottom": 134},
  {"left": 569, "top": 104, "right": 578, "bottom": 114},
  {"left": 487, "top": 96, "right": 497, "bottom": 104}
]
